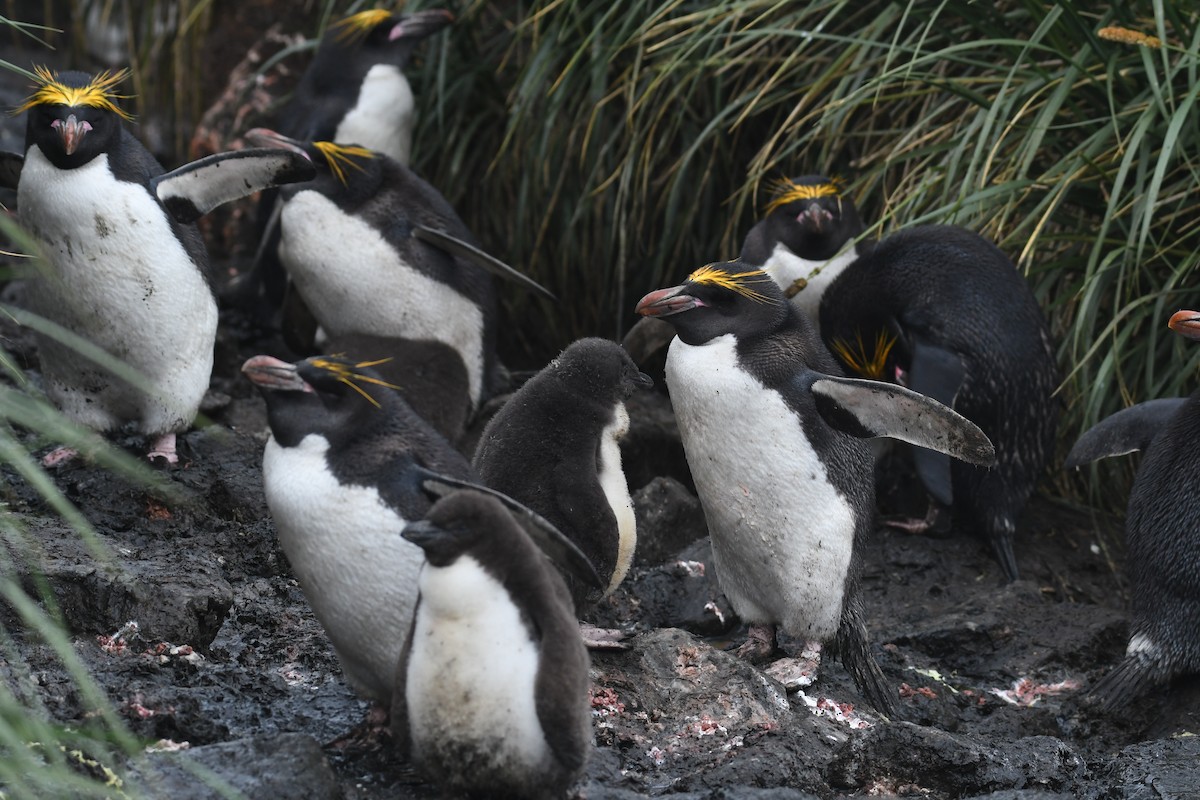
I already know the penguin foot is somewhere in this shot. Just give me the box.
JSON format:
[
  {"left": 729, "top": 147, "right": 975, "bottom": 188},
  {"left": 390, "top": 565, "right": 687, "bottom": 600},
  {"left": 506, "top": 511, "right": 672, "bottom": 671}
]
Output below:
[
  {"left": 735, "top": 624, "right": 777, "bottom": 664},
  {"left": 146, "top": 433, "right": 179, "bottom": 465},
  {"left": 326, "top": 703, "right": 391, "bottom": 751},
  {"left": 764, "top": 641, "right": 823, "bottom": 691},
  {"left": 882, "top": 502, "right": 950, "bottom": 536},
  {"left": 41, "top": 446, "right": 79, "bottom": 468},
  {"left": 579, "top": 622, "right": 631, "bottom": 650}
]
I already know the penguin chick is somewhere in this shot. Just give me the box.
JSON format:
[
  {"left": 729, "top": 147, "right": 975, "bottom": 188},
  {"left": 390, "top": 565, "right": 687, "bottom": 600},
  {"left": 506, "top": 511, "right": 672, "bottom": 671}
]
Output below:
[
  {"left": 740, "top": 174, "right": 865, "bottom": 326},
  {"left": 242, "top": 353, "right": 475, "bottom": 704},
  {"left": 1069, "top": 309, "right": 1200, "bottom": 710},
  {"left": 819, "top": 225, "right": 1059, "bottom": 582},
  {"left": 10, "top": 67, "right": 313, "bottom": 464},
  {"left": 473, "top": 337, "right": 653, "bottom": 610},
  {"left": 394, "top": 489, "right": 591, "bottom": 800},
  {"left": 245, "top": 129, "right": 551, "bottom": 414},
  {"left": 636, "top": 261, "right": 994, "bottom": 715}
]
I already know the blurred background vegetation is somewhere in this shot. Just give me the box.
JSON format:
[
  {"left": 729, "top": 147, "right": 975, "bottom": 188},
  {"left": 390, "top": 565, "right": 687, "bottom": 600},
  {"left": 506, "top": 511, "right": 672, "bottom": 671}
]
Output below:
[{"left": 0, "top": 1, "right": 1197, "bottom": 794}]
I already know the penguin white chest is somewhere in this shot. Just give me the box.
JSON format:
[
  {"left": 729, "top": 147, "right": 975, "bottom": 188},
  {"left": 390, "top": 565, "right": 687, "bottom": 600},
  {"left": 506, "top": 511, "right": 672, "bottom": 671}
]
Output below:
[
  {"left": 336, "top": 64, "right": 414, "bottom": 165},
  {"left": 263, "top": 434, "right": 423, "bottom": 701},
  {"left": 406, "top": 556, "right": 551, "bottom": 774},
  {"left": 279, "top": 191, "right": 485, "bottom": 407},
  {"left": 762, "top": 244, "right": 858, "bottom": 329},
  {"left": 18, "top": 148, "right": 217, "bottom": 434},
  {"left": 598, "top": 402, "right": 636, "bottom": 594},
  {"left": 665, "top": 334, "right": 854, "bottom": 639}
]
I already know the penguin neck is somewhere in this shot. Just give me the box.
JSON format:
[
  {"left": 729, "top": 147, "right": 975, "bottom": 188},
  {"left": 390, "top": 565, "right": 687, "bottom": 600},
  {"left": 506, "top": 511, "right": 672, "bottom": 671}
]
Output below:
[
  {"left": 762, "top": 242, "right": 859, "bottom": 328},
  {"left": 335, "top": 64, "right": 414, "bottom": 165}
]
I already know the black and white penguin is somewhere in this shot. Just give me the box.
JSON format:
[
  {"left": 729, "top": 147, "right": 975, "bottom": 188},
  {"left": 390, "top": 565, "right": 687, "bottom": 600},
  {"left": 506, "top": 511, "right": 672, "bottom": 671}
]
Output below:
[
  {"left": 1067, "top": 309, "right": 1200, "bottom": 710},
  {"left": 818, "top": 225, "right": 1059, "bottom": 582},
  {"left": 394, "top": 489, "right": 591, "bottom": 800},
  {"left": 473, "top": 337, "right": 653, "bottom": 610},
  {"left": 635, "top": 261, "right": 994, "bottom": 714},
  {"left": 277, "top": 7, "right": 453, "bottom": 166},
  {"left": 242, "top": 352, "right": 474, "bottom": 703},
  {"left": 245, "top": 128, "right": 551, "bottom": 416},
  {"left": 8, "top": 67, "right": 313, "bottom": 464},
  {"left": 740, "top": 175, "right": 864, "bottom": 326}
]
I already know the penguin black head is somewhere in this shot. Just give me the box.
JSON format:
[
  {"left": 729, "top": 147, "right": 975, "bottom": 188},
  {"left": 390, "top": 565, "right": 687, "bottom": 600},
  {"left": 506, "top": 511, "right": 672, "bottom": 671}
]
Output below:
[
  {"left": 15, "top": 67, "right": 131, "bottom": 170},
  {"left": 550, "top": 338, "right": 654, "bottom": 402},
  {"left": 245, "top": 128, "right": 384, "bottom": 201},
  {"left": 402, "top": 490, "right": 502, "bottom": 568},
  {"left": 319, "top": 8, "right": 454, "bottom": 68},
  {"left": 1169, "top": 309, "right": 1200, "bottom": 341},
  {"left": 242, "top": 353, "right": 401, "bottom": 446},
  {"left": 634, "top": 261, "right": 789, "bottom": 346},
  {"left": 757, "top": 175, "right": 863, "bottom": 261}
]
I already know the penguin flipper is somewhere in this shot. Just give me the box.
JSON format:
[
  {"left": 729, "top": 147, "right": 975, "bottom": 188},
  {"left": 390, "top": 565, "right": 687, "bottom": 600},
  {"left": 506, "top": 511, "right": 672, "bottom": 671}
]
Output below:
[
  {"left": 417, "top": 473, "right": 603, "bottom": 590},
  {"left": 389, "top": 614, "right": 419, "bottom": 759},
  {"left": 534, "top": 577, "right": 592, "bottom": 780},
  {"left": 0, "top": 151, "right": 22, "bottom": 190},
  {"left": 805, "top": 373, "right": 996, "bottom": 467},
  {"left": 1064, "top": 398, "right": 1187, "bottom": 468},
  {"left": 907, "top": 338, "right": 967, "bottom": 506},
  {"left": 151, "top": 149, "right": 316, "bottom": 223},
  {"left": 411, "top": 225, "right": 556, "bottom": 300}
]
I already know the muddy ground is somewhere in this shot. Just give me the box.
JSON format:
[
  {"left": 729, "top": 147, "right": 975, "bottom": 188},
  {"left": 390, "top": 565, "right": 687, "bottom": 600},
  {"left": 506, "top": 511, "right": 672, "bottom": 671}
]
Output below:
[{"left": 0, "top": 293, "right": 1198, "bottom": 800}]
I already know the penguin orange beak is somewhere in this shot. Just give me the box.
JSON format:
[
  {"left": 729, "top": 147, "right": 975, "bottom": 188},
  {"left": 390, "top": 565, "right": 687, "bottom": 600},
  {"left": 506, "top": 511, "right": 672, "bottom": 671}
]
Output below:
[
  {"left": 1168, "top": 309, "right": 1200, "bottom": 341},
  {"left": 52, "top": 114, "right": 92, "bottom": 156},
  {"left": 635, "top": 285, "right": 703, "bottom": 318},
  {"left": 242, "top": 355, "right": 314, "bottom": 393},
  {"left": 244, "top": 128, "right": 311, "bottom": 161},
  {"left": 389, "top": 8, "right": 454, "bottom": 41},
  {"left": 798, "top": 202, "right": 833, "bottom": 231}
]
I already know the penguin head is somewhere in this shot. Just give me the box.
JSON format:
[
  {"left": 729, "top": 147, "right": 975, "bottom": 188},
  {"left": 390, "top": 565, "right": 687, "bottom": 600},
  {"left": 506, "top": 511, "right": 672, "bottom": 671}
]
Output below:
[
  {"left": 15, "top": 67, "right": 131, "bottom": 169},
  {"left": 549, "top": 338, "right": 654, "bottom": 402},
  {"left": 320, "top": 8, "right": 453, "bottom": 69},
  {"left": 242, "top": 354, "right": 401, "bottom": 446},
  {"left": 245, "top": 128, "right": 383, "bottom": 200},
  {"left": 759, "top": 175, "right": 863, "bottom": 261},
  {"left": 1169, "top": 309, "right": 1200, "bottom": 341},
  {"left": 635, "top": 261, "right": 790, "bottom": 346},
  {"left": 402, "top": 490, "right": 506, "bottom": 568}
]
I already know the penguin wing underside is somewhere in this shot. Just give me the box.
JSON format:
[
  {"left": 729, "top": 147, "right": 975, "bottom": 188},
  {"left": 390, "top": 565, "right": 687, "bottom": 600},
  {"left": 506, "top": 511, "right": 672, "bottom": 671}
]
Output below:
[
  {"left": 907, "top": 337, "right": 967, "bottom": 505},
  {"left": 1064, "top": 397, "right": 1187, "bottom": 468},
  {"left": 0, "top": 151, "right": 21, "bottom": 191},
  {"left": 805, "top": 372, "right": 996, "bottom": 467},
  {"left": 150, "top": 149, "right": 317, "bottom": 223},
  {"left": 418, "top": 472, "right": 603, "bottom": 590},
  {"left": 411, "top": 225, "right": 556, "bottom": 300}
]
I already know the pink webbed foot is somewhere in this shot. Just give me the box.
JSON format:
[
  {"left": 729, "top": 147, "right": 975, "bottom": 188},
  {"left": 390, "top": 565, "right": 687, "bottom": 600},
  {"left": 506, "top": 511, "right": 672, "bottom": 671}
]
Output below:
[
  {"left": 735, "top": 624, "right": 777, "bottom": 664},
  {"left": 764, "top": 640, "right": 823, "bottom": 691},
  {"left": 146, "top": 433, "right": 179, "bottom": 465},
  {"left": 41, "top": 446, "right": 79, "bottom": 468}
]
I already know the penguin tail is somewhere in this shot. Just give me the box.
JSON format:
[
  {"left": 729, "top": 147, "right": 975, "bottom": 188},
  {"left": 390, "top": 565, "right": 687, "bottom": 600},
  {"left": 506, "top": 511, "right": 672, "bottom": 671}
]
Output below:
[
  {"left": 987, "top": 516, "right": 1020, "bottom": 583},
  {"left": 1086, "top": 653, "right": 1162, "bottom": 713},
  {"left": 836, "top": 604, "right": 897, "bottom": 718}
]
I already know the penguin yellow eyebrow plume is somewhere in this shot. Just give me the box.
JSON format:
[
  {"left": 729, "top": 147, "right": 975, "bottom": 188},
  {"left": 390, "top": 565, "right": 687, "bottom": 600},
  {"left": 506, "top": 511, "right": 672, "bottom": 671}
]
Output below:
[
  {"left": 12, "top": 66, "right": 134, "bottom": 121},
  {"left": 686, "top": 265, "right": 779, "bottom": 304},
  {"left": 830, "top": 329, "right": 897, "bottom": 381},
  {"left": 310, "top": 356, "right": 401, "bottom": 408},
  {"left": 764, "top": 177, "right": 841, "bottom": 216},
  {"left": 312, "top": 141, "right": 374, "bottom": 186},
  {"left": 332, "top": 8, "right": 393, "bottom": 42}
]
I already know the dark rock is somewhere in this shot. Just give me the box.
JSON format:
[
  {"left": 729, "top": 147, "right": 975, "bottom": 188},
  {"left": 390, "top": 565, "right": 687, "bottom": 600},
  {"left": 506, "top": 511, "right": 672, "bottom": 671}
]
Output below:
[
  {"left": 1086, "top": 736, "right": 1200, "bottom": 800},
  {"left": 621, "top": 388, "right": 690, "bottom": 493},
  {"left": 828, "top": 722, "right": 1084, "bottom": 795},
  {"left": 632, "top": 476, "right": 707, "bottom": 567},
  {"left": 130, "top": 733, "right": 342, "bottom": 799}
]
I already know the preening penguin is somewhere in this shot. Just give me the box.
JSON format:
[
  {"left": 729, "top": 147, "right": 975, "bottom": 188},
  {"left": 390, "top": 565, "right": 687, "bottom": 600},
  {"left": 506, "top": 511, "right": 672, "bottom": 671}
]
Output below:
[
  {"left": 473, "top": 337, "right": 653, "bottom": 610},
  {"left": 9, "top": 67, "right": 313, "bottom": 464},
  {"left": 1067, "top": 309, "right": 1200, "bottom": 710},
  {"left": 245, "top": 129, "right": 552, "bottom": 415},
  {"left": 635, "top": 261, "right": 994, "bottom": 714},
  {"left": 394, "top": 489, "right": 591, "bottom": 800},
  {"left": 242, "top": 353, "right": 475, "bottom": 704},
  {"left": 740, "top": 175, "right": 864, "bottom": 326},
  {"left": 818, "top": 225, "right": 1059, "bottom": 582}
]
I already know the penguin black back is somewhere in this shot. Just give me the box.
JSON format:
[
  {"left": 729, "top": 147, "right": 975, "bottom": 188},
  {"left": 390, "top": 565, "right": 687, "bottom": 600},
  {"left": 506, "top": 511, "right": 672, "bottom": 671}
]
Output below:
[
  {"left": 473, "top": 337, "right": 652, "bottom": 609},
  {"left": 819, "top": 224, "right": 1058, "bottom": 581}
]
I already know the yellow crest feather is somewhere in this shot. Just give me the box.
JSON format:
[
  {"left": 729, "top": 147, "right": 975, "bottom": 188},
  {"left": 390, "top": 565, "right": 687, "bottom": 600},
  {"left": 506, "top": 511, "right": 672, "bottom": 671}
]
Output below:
[
  {"left": 763, "top": 177, "right": 841, "bottom": 216},
  {"left": 685, "top": 265, "right": 779, "bottom": 304},
  {"left": 312, "top": 141, "right": 374, "bottom": 186},
  {"left": 332, "top": 9, "right": 394, "bottom": 42},
  {"left": 12, "top": 66, "right": 133, "bottom": 121},
  {"left": 308, "top": 356, "right": 399, "bottom": 408},
  {"left": 830, "top": 329, "right": 897, "bottom": 381}
]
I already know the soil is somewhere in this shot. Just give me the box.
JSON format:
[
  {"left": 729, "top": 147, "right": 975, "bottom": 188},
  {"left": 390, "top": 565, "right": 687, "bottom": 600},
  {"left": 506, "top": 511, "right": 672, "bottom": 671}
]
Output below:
[{"left": 0, "top": 297, "right": 1198, "bottom": 800}]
